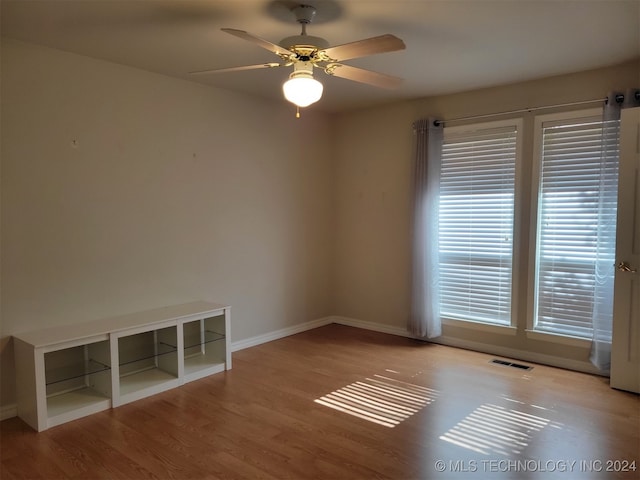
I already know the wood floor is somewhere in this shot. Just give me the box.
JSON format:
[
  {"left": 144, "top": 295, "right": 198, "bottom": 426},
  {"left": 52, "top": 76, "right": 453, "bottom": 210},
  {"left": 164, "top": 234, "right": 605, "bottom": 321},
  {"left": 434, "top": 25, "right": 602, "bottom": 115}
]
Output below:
[{"left": 1, "top": 324, "right": 639, "bottom": 479}]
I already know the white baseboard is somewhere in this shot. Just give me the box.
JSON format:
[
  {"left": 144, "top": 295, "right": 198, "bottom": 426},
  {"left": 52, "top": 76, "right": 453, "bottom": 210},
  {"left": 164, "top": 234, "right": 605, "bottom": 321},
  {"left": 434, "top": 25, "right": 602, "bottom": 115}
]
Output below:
[
  {"left": 1, "top": 404, "right": 17, "bottom": 421},
  {"left": 331, "top": 315, "right": 412, "bottom": 338},
  {"left": 1, "top": 315, "right": 603, "bottom": 421},
  {"left": 332, "top": 315, "right": 604, "bottom": 376},
  {"left": 434, "top": 334, "right": 604, "bottom": 376},
  {"left": 231, "top": 316, "right": 333, "bottom": 352}
]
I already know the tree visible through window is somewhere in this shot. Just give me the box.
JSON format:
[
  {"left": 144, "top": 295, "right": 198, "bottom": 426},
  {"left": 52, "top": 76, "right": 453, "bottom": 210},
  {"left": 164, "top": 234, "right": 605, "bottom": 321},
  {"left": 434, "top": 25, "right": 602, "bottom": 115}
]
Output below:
[{"left": 533, "top": 112, "right": 618, "bottom": 339}]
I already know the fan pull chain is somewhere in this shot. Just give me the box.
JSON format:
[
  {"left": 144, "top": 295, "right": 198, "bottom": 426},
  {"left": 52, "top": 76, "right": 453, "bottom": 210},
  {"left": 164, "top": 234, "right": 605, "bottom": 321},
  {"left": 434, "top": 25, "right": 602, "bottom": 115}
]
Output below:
[{"left": 296, "top": 106, "right": 300, "bottom": 118}]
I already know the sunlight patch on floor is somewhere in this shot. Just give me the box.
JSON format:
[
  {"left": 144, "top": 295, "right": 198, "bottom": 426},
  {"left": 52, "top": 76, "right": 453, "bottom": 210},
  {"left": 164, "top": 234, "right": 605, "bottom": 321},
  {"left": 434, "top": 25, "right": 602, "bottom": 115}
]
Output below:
[
  {"left": 439, "top": 403, "right": 552, "bottom": 456},
  {"left": 314, "top": 374, "right": 439, "bottom": 428}
]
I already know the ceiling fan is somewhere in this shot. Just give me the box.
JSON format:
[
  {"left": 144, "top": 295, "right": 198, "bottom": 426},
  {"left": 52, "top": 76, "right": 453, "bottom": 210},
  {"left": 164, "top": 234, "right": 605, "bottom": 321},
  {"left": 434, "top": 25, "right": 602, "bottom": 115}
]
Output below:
[{"left": 190, "top": 4, "right": 406, "bottom": 115}]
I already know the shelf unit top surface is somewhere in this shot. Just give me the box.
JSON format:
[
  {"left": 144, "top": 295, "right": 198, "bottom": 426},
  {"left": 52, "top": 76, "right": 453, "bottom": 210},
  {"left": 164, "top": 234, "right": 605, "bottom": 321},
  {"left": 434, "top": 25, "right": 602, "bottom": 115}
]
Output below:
[{"left": 14, "top": 301, "right": 229, "bottom": 348}]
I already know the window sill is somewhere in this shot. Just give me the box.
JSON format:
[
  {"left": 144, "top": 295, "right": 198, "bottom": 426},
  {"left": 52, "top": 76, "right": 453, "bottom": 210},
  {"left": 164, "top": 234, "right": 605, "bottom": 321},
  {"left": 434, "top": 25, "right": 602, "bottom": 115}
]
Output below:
[
  {"left": 443, "top": 318, "right": 517, "bottom": 336},
  {"left": 525, "top": 329, "right": 591, "bottom": 348}
]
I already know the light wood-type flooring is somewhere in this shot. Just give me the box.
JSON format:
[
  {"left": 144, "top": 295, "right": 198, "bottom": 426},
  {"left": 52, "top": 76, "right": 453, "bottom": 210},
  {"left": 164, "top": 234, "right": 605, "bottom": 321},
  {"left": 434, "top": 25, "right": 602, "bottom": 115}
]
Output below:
[{"left": 1, "top": 324, "right": 639, "bottom": 479}]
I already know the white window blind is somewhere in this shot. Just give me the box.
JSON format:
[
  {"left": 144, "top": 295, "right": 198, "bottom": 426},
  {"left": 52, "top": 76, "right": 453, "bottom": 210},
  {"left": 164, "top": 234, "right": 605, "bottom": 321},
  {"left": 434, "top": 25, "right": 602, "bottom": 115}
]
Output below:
[
  {"left": 439, "top": 124, "right": 518, "bottom": 326},
  {"left": 533, "top": 114, "right": 618, "bottom": 339}
]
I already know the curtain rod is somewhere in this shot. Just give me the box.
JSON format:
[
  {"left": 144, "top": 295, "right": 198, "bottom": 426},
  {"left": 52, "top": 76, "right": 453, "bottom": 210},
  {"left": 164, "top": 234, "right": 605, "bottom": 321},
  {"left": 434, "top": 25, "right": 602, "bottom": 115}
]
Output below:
[
  {"left": 434, "top": 91, "right": 640, "bottom": 127},
  {"left": 433, "top": 98, "right": 605, "bottom": 127}
]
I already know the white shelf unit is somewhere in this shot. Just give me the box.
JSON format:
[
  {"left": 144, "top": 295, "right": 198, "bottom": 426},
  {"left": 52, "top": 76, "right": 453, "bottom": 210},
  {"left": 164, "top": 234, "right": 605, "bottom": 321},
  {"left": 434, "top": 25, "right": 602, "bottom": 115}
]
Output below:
[{"left": 14, "top": 301, "right": 231, "bottom": 431}]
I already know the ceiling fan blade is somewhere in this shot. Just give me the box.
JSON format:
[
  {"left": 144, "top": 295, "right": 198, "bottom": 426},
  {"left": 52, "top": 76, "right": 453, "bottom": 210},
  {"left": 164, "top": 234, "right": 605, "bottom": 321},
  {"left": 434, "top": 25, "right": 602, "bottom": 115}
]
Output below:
[
  {"left": 325, "top": 64, "right": 403, "bottom": 89},
  {"left": 221, "top": 28, "right": 293, "bottom": 57},
  {"left": 189, "top": 63, "right": 282, "bottom": 75},
  {"left": 320, "top": 34, "right": 405, "bottom": 62}
]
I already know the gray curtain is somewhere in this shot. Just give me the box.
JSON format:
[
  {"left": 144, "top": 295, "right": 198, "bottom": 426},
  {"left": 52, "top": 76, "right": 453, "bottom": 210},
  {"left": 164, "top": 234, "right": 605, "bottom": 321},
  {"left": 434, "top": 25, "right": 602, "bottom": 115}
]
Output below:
[
  {"left": 590, "top": 89, "right": 640, "bottom": 372},
  {"left": 409, "top": 118, "right": 443, "bottom": 338}
]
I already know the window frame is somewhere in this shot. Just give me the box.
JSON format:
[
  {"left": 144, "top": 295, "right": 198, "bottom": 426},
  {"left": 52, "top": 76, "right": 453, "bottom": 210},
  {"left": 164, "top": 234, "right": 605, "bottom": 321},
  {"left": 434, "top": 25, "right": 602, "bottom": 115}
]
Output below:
[
  {"left": 439, "top": 118, "right": 524, "bottom": 334},
  {"left": 526, "top": 108, "right": 606, "bottom": 347}
]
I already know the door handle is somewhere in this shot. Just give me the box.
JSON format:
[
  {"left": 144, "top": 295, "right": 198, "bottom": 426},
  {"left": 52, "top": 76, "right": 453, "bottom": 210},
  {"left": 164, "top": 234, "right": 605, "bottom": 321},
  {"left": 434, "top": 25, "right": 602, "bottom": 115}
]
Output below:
[{"left": 616, "top": 261, "right": 638, "bottom": 273}]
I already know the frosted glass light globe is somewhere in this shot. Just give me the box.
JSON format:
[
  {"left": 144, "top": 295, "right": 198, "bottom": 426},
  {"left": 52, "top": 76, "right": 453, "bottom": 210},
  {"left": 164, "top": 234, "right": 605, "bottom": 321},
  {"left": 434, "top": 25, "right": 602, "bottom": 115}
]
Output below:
[
  {"left": 282, "top": 62, "right": 323, "bottom": 108},
  {"left": 283, "top": 76, "right": 323, "bottom": 107}
]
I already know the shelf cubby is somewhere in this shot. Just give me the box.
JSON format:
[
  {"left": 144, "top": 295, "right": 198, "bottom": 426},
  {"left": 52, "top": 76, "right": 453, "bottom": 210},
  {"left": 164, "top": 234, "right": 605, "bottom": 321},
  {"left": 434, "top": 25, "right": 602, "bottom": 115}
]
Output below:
[
  {"left": 182, "top": 314, "right": 228, "bottom": 382},
  {"left": 114, "top": 325, "right": 180, "bottom": 406},
  {"left": 44, "top": 340, "right": 112, "bottom": 427}
]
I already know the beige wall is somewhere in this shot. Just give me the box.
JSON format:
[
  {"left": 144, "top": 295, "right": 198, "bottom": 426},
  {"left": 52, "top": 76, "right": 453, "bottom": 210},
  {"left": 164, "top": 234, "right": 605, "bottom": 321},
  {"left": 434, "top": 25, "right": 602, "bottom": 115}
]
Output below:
[
  {"left": 332, "top": 59, "right": 639, "bottom": 370},
  {"left": 2, "top": 36, "right": 638, "bottom": 411},
  {"left": 0, "top": 39, "right": 335, "bottom": 406}
]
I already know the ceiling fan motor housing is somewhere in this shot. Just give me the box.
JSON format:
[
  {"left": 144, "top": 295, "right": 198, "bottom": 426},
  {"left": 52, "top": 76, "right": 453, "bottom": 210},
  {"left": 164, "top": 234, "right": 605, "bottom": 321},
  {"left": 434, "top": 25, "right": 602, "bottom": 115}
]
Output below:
[
  {"left": 279, "top": 35, "right": 329, "bottom": 52},
  {"left": 280, "top": 4, "right": 329, "bottom": 52}
]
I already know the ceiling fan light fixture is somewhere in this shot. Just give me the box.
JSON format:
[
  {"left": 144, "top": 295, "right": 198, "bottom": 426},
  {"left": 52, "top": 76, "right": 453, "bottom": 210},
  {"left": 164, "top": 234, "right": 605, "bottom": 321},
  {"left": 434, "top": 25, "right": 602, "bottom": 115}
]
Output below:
[
  {"left": 282, "top": 62, "right": 323, "bottom": 107},
  {"left": 198, "top": 6, "right": 406, "bottom": 111}
]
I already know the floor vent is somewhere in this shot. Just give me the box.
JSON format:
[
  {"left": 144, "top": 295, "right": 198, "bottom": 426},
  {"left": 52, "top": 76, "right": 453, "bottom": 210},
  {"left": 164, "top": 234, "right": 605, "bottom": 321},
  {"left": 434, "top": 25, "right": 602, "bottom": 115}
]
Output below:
[{"left": 490, "top": 359, "right": 533, "bottom": 371}]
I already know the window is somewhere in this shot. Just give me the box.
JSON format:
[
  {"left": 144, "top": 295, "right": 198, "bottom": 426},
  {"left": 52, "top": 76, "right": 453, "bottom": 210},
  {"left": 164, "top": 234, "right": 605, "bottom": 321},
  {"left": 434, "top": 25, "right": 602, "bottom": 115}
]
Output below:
[
  {"left": 439, "top": 121, "right": 521, "bottom": 327},
  {"left": 531, "top": 110, "right": 618, "bottom": 339}
]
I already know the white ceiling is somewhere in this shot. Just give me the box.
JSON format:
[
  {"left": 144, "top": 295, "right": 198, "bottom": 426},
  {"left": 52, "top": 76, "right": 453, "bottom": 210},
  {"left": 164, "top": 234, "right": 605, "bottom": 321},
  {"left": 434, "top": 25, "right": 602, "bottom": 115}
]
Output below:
[{"left": 2, "top": 0, "right": 639, "bottom": 113}]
